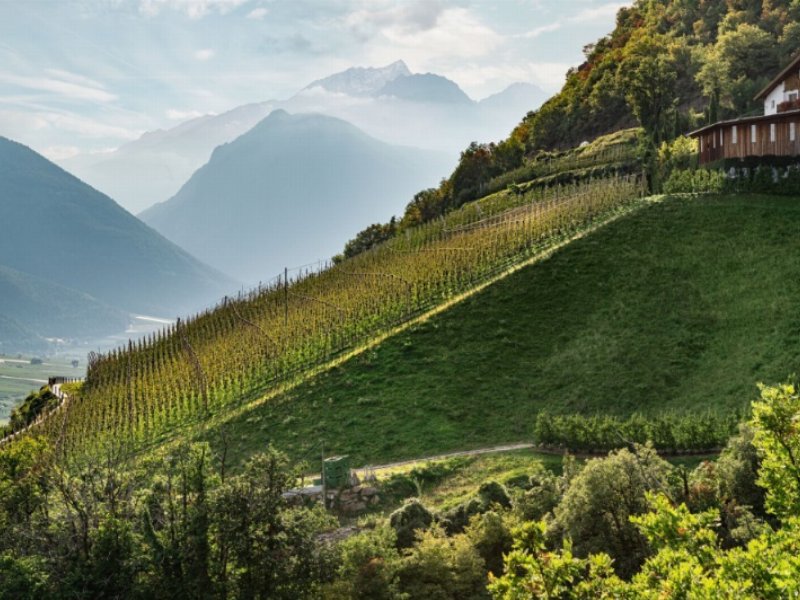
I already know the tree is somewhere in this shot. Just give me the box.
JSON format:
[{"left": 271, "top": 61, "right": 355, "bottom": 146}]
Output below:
[
  {"left": 211, "top": 447, "right": 334, "bottom": 599},
  {"left": 140, "top": 444, "right": 214, "bottom": 599},
  {"left": 715, "top": 423, "right": 764, "bottom": 516},
  {"left": 341, "top": 219, "right": 398, "bottom": 260},
  {"left": 615, "top": 32, "right": 680, "bottom": 192},
  {"left": 488, "top": 521, "right": 625, "bottom": 600},
  {"left": 396, "top": 525, "right": 488, "bottom": 600},
  {"left": 327, "top": 526, "right": 401, "bottom": 600},
  {"left": 697, "top": 23, "right": 779, "bottom": 118},
  {"left": 450, "top": 142, "right": 495, "bottom": 206},
  {"left": 551, "top": 445, "right": 677, "bottom": 576},
  {"left": 751, "top": 381, "right": 800, "bottom": 521}
]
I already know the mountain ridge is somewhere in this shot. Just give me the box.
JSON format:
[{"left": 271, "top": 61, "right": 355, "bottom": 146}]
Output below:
[
  {"left": 303, "top": 60, "right": 412, "bottom": 97},
  {"left": 0, "top": 136, "right": 235, "bottom": 329},
  {"left": 140, "top": 110, "right": 453, "bottom": 283},
  {"left": 59, "top": 64, "right": 547, "bottom": 212}
]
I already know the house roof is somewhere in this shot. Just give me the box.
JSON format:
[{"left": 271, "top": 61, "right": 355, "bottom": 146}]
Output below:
[
  {"left": 755, "top": 52, "right": 800, "bottom": 101},
  {"left": 687, "top": 108, "right": 800, "bottom": 137}
]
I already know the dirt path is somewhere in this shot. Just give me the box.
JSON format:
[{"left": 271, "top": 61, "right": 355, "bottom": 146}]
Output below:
[
  {"left": 351, "top": 440, "right": 719, "bottom": 479},
  {"left": 353, "top": 442, "right": 536, "bottom": 477}
]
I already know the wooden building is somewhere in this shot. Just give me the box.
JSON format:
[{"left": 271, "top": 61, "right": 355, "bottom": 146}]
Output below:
[{"left": 690, "top": 53, "right": 800, "bottom": 165}]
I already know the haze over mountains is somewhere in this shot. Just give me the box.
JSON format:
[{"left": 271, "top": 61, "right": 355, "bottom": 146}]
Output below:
[
  {"left": 0, "top": 136, "right": 234, "bottom": 350},
  {"left": 61, "top": 61, "right": 546, "bottom": 214},
  {"left": 140, "top": 110, "right": 452, "bottom": 284},
  {"left": 62, "top": 102, "right": 275, "bottom": 215},
  {"left": 0, "top": 265, "right": 127, "bottom": 352}
]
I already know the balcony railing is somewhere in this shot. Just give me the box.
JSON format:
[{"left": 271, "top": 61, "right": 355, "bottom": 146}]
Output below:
[{"left": 777, "top": 98, "right": 800, "bottom": 113}]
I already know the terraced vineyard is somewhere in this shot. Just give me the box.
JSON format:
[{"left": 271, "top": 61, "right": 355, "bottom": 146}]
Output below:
[
  {"left": 199, "top": 193, "right": 800, "bottom": 467},
  {"left": 23, "top": 175, "right": 645, "bottom": 455}
]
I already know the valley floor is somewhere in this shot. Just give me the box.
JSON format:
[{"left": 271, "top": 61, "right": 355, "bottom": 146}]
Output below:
[{"left": 0, "top": 355, "right": 82, "bottom": 423}]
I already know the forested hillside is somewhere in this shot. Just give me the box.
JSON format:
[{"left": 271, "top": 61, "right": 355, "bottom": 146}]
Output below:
[
  {"left": 351, "top": 0, "right": 800, "bottom": 244},
  {"left": 520, "top": 0, "right": 799, "bottom": 151}
]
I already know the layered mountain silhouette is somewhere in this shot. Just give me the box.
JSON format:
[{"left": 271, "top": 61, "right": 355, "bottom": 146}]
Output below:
[
  {"left": 62, "top": 102, "right": 275, "bottom": 214},
  {"left": 60, "top": 62, "right": 546, "bottom": 214},
  {"left": 0, "top": 136, "right": 234, "bottom": 349},
  {"left": 140, "top": 110, "right": 452, "bottom": 284},
  {"left": 377, "top": 73, "right": 473, "bottom": 104}
]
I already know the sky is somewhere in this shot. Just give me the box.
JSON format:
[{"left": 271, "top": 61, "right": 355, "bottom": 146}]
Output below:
[{"left": 0, "top": 0, "right": 630, "bottom": 160}]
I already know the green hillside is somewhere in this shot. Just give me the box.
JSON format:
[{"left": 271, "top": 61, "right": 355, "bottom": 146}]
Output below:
[
  {"left": 206, "top": 193, "right": 800, "bottom": 466},
  {"left": 42, "top": 174, "right": 641, "bottom": 458}
]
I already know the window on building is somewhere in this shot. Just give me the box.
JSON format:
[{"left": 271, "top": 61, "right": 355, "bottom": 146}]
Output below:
[
  {"left": 791, "top": 122, "right": 797, "bottom": 142},
  {"left": 720, "top": 129, "right": 724, "bottom": 146},
  {"left": 772, "top": 100, "right": 776, "bottom": 109},
  {"left": 732, "top": 125, "right": 737, "bottom": 144},
  {"left": 751, "top": 124, "right": 758, "bottom": 143},
  {"left": 770, "top": 123, "right": 777, "bottom": 142}
]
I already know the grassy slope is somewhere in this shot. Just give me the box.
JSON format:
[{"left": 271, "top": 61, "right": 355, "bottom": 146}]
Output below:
[
  {"left": 379, "top": 449, "right": 716, "bottom": 514},
  {"left": 200, "top": 194, "right": 799, "bottom": 466}
]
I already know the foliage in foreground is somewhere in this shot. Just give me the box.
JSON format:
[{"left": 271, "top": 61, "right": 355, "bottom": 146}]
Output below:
[
  {"left": 3, "top": 378, "right": 798, "bottom": 598},
  {"left": 0, "top": 441, "right": 336, "bottom": 599},
  {"left": 489, "top": 381, "right": 800, "bottom": 599}
]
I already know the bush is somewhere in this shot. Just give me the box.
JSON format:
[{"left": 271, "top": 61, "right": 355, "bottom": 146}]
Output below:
[
  {"left": 441, "top": 498, "right": 483, "bottom": 535},
  {"left": 330, "top": 526, "right": 401, "bottom": 600},
  {"left": 477, "top": 481, "right": 511, "bottom": 510},
  {"left": 389, "top": 499, "right": 434, "bottom": 549},
  {"left": 380, "top": 474, "right": 419, "bottom": 502},
  {"left": 664, "top": 163, "right": 800, "bottom": 195},
  {"left": 663, "top": 168, "right": 725, "bottom": 193},
  {"left": 396, "top": 526, "right": 488, "bottom": 600},
  {"left": 533, "top": 410, "right": 740, "bottom": 453}
]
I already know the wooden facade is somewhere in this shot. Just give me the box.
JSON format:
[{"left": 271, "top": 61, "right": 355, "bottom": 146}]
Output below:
[
  {"left": 690, "top": 53, "right": 800, "bottom": 165},
  {"left": 691, "top": 110, "right": 800, "bottom": 165}
]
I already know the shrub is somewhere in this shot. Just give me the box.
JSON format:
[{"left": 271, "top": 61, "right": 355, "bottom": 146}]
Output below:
[
  {"left": 477, "top": 481, "right": 511, "bottom": 510},
  {"left": 533, "top": 410, "right": 740, "bottom": 453},
  {"left": 396, "top": 525, "right": 488, "bottom": 600},
  {"left": 389, "top": 499, "right": 434, "bottom": 549}
]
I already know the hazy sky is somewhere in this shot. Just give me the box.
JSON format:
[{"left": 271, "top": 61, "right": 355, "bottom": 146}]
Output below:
[{"left": 0, "top": 0, "right": 629, "bottom": 160}]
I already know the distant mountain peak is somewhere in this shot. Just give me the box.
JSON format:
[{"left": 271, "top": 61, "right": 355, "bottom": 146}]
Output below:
[
  {"left": 140, "top": 111, "right": 451, "bottom": 284},
  {"left": 376, "top": 73, "right": 473, "bottom": 105},
  {"left": 303, "top": 60, "right": 412, "bottom": 97},
  {"left": 478, "top": 82, "right": 548, "bottom": 114}
]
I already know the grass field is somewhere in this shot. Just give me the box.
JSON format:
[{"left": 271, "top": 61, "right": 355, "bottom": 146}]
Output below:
[
  {"left": 198, "top": 194, "right": 800, "bottom": 467},
  {"left": 0, "top": 355, "right": 83, "bottom": 423}
]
